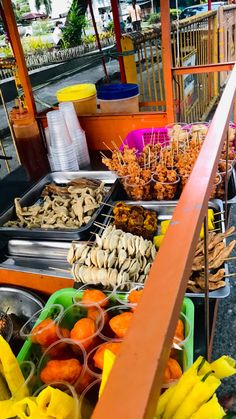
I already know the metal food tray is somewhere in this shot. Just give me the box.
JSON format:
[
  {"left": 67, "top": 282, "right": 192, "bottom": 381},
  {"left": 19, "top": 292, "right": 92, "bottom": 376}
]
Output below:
[
  {"left": 103, "top": 199, "right": 229, "bottom": 299},
  {"left": 113, "top": 170, "right": 236, "bottom": 203},
  {"left": 0, "top": 171, "right": 117, "bottom": 241}
]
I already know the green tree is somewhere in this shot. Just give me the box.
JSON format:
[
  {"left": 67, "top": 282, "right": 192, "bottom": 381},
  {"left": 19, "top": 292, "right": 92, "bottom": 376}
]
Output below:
[
  {"left": 63, "top": 0, "right": 88, "bottom": 47},
  {"left": 35, "top": 0, "right": 52, "bottom": 16},
  {"left": 12, "top": 0, "right": 30, "bottom": 20}
]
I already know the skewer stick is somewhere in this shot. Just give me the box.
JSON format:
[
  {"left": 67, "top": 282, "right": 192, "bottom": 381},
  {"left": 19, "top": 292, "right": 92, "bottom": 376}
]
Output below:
[
  {"left": 119, "top": 135, "right": 123, "bottom": 145},
  {"left": 111, "top": 140, "right": 120, "bottom": 150},
  {"left": 225, "top": 256, "right": 236, "bottom": 261},
  {"left": 49, "top": 267, "right": 70, "bottom": 273},
  {"left": 102, "top": 141, "right": 113, "bottom": 153},
  {"left": 101, "top": 213, "right": 114, "bottom": 218},
  {"left": 100, "top": 151, "right": 107, "bottom": 159},
  {"left": 213, "top": 219, "right": 225, "bottom": 223},
  {"left": 224, "top": 272, "right": 236, "bottom": 278},
  {"left": 101, "top": 202, "right": 114, "bottom": 208},
  {"left": 93, "top": 221, "right": 107, "bottom": 228},
  {"left": 142, "top": 135, "right": 145, "bottom": 149},
  {"left": 214, "top": 210, "right": 225, "bottom": 216}
]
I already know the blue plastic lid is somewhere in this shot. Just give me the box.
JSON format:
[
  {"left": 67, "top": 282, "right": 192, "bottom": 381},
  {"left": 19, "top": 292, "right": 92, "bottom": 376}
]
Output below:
[{"left": 97, "top": 83, "right": 139, "bottom": 100}]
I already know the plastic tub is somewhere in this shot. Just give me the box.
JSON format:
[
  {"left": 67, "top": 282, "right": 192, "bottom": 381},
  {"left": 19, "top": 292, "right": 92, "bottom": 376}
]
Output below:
[
  {"left": 97, "top": 83, "right": 139, "bottom": 114},
  {"left": 56, "top": 84, "right": 97, "bottom": 115},
  {"left": 120, "top": 127, "right": 170, "bottom": 152}
]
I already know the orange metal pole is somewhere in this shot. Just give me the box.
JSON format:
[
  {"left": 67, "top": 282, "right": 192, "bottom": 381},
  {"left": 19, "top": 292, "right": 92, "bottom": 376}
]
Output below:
[
  {"left": 88, "top": 0, "right": 109, "bottom": 82},
  {"left": 92, "top": 64, "right": 236, "bottom": 419},
  {"left": 1, "top": 0, "right": 36, "bottom": 116},
  {"left": 160, "top": 0, "right": 174, "bottom": 122},
  {"left": 173, "top": 62, "right": 234, "bottom": 75},
  {"left": 110, "top": 0, "right": 126, "bottom": 83}
]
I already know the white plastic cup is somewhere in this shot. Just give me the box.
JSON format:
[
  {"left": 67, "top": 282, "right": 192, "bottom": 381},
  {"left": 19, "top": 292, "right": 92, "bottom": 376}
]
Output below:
[{"left": 79, "top": 378, "right": 101, "bottom": 419}]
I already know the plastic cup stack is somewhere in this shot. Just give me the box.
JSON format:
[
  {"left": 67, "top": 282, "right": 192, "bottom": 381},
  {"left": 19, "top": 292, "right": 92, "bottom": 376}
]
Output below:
[
  {"left": 59, "top": 102, "right": 91, "bottom": 169},
  {"left": 46, "top": 110, "right": 79, "bottom": 171}
]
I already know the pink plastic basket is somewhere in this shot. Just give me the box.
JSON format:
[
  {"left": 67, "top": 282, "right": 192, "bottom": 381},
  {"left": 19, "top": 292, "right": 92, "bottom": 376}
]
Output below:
[{"left": 120, "top": 128, "right": 169, "bottom": 153}]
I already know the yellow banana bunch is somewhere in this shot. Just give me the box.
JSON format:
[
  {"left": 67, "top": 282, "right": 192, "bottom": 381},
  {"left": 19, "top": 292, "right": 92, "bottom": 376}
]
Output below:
[
  {"left": 155, "top": 355, "right": 236, "bottom": 419},
  {"left": 0, "top": 336, "right": 27, "bottom": 401},
  {"left": 0, "top": 337, "right": 77, "bottom": 419}
]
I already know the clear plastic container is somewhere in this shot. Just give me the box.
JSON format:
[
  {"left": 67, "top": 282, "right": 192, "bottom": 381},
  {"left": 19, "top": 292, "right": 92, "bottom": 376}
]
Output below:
[
  {"left": 33, "top": 381, "right": 79, "bottom": 419},
  {"left": 37, "top": 338, "right": 86, "bottom": 387},
  {"left": 56, "top": 84, "right": 97, "bottom": 116},
  {"left": 79, "top": 378, "right": 101, "bottom": 419},
  {"left": 11, "top": 360, "right": 36, "bottom": 400},
  {"left": 19, "top": 304, "right": 64, "bottom": 345},
  {"left": 57, "top": 303, "right": 105, "bottom": 351},
  {"left": 210, "top": 172, "right": 222, "bottom": 199},
  {"left": 115, "top": 282, "right": 144, "bottom": 306},
  {"left": 124, "top": 177, "right": 152, "bottom": 201},
  {"left": 47, "top": 110, "right": 72, "bottom": 147},
  {"left": 99, "top": 94, "right": 139, "bottom": 114},
  {"left": 59, "top": 102, "right": 91, "bottom": 168},
  {"left": 152, "top": 173, "right": 180, "bottom": 200},
  {"left": 99, "top": 305, "right": 134, "bottom": 341},
  {"left": 73, "top": 285, "right": 115, "bottom": 308},
  {"left": 86, "top": 340, "right": 122, "bottom": 378},
  {"left": 173, "top": 312, "right": 191, "bottom": 348}
]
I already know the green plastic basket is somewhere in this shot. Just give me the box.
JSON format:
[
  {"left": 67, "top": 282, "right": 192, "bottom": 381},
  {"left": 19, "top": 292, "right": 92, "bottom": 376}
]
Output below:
[{"left": 17, "top": 288, "right": 194, "bottom": 375}]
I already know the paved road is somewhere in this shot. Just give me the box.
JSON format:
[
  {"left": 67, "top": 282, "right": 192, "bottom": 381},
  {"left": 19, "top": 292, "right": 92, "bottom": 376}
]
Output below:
[{"left": 0, "top": 57, "right": 119, "bottom": 178}]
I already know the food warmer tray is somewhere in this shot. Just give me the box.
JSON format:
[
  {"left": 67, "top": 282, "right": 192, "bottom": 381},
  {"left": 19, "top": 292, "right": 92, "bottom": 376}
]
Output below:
[
  {"left": 0, "top": 257, "right": 72, "bottom": 279},
  {"left": 103, "top": 199, "right": 230, "bottom": 299},
  {"left": 0, "top": 171, "right": 117, "bottom": 242}
]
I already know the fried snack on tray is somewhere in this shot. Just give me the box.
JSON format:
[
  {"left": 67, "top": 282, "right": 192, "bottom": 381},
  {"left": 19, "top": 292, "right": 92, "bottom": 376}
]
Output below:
[
  {"left": 152, "top": 164, "right": 179, "bottom": 200},
  {"left": 102, "top": 125, "right": 235, "bottom": 200},
  {"left": 4, "top": 179, "right": 106, "bottom": 229},
  {"left": 113, "top": 202, "right": 158, "bottom": 240},
  {"left": 187, "top": 227, "right": 235, "bottom": 293}
]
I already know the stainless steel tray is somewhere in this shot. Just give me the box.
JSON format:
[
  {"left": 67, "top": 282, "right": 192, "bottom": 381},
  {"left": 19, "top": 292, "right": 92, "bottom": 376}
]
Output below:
[
  {"left": 103, "top": 199, "right": 229, "bottom": 299},
  {"left": 0, "top": 258, "right": 72, "bottom": 279},
  {"left": 7, "top": 240, "right": 75, "bottom": 259},
  {"left": 0, "top": 171, "right": 117, "bottom": 242}
]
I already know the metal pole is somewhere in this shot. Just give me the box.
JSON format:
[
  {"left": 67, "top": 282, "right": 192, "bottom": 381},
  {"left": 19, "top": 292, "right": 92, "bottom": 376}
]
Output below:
[
  {"left": 88, "top": 0, "right": 109, "bottom": 83},
  {"left": 208, "top": 0, "right": 212, "bottom": 10},
  {"left": 160, "top": 0, "right": 175, "bottom": 122},
  {"left": 110, "top": 0, "right": 126, "bottom": 83},
  {"left": 203, "top": 216, "right": 210, "bottom": 361},
  {"left": 0, "top": 1, "right": 36, "bottom": 116}
]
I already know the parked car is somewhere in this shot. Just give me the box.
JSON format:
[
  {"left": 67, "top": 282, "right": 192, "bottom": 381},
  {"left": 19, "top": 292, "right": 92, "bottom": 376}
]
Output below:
[{"left": 179, "top": 2, "right": 226, "bottom": 19}]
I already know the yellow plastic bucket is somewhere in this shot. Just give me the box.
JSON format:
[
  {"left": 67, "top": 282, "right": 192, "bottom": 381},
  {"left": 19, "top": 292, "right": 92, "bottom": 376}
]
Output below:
[{"left": 56, "top": 84, "right": 97, "bottom": 115}]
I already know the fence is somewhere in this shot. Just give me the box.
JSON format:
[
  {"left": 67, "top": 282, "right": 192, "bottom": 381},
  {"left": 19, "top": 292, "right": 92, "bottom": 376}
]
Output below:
[
  {"left": 218, "top": 4, "right": 236, "bottom": 86},
  {"left": 172, "top": 10, "right": 218, "bottom": 122},
  {"left": 122, "top": 6, "right": 236, "bottom": 122},
  {"left": 0, "top": 36, "right": 115, "bottom": 81}
]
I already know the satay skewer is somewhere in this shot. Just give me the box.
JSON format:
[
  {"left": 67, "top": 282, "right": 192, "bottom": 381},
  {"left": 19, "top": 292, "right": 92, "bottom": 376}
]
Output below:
[
  {"left": 102, "top": 141, "right": 113, "bottom": 153},
  {"left": 214, "top": 210, "right": 225, "bottom": 216},
  {"left": 100, "top": 151, "right": 107, "bottom": 159},
  {"left": 49, "top": 267, "right": 70, "bottom": 273},
  {"left": 224, "top": 272, "right": 236, "bottom": 278},
  {"left": 101, "top": 202, "right": 114, "bottom": 208},
  {"left": 101, "top": 213, "right": 114, "bottom": 218}
]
